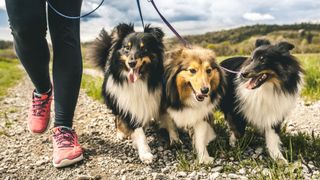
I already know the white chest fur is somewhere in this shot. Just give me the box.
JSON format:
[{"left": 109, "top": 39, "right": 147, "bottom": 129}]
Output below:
[
  {"left": 168, "top": 98, "right": 215, "bottom": 128},
  {"left": 105, "top": 76, "right": 162, "bottom": 126},
  {"left": 236, "top": 81, "right": 299, "bottom": 131}
]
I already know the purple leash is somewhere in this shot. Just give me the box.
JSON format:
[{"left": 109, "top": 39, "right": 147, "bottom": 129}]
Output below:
[
  {"left": 147, "top": 0, "right": 192, "bottom": 48},
  {"left": 137, "top": 0, "right": 239, "bottom": 74},
  {"left": 220, "top": 66, "right": 240, "bottom": 74}
]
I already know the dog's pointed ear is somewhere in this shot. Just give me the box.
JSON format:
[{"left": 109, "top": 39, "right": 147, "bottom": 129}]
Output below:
[
  {"left": 255, "top": 39, "right": 271, "bottom": 48},
  {"left": 144, "top": 24, "right": 164, "bottom": 41},
  {"left": 276, "top": 41, "right": 295, "bottom": 55},
  {"left": 111, "top": 23, "right": 134, "bottom": 41}
]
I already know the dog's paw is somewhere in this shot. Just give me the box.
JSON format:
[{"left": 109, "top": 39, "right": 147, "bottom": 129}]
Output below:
[
  {"left": 269, "top": 151, "right": 288, "bottom": 165},
  {"left": 170, "top": 136, "right": 183, "bottom": 147},
  {"left": 199, "top": 156, "right": 214, "bottom": 164},
  {"left": 116, "top": 130, "right": 126, "bottom": 141},
  {"left": 229, "top": 133, "right": 237, "bottom": 147},
  {"left": 276, "top": 156, "right": 288, "bottom": 166},
  {"left": 139, "top": 152, "right": 154, "bottom": 164}
]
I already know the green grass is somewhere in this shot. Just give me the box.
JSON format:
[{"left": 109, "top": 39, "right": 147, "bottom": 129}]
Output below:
[
  {"left": 81, "top": 74, "right": 103, "bottom": 101},
  {"left": 216, "top": 53, "right": 320, "bottom": 101},
  {"left": 0, "top": 58, "right": 23, "bottom": 98},
  {"left": 0, "top": 49, "right": 16, "bottom": 59},
  {"left": 295, "top": 54, "right": 320, "bottom": 101},
  {"left": 0, "top": 58, "right": 22, "bottom": 135}
]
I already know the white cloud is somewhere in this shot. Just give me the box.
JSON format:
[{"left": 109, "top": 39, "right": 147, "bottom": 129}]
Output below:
[
  {"left": 243, "top": 12, "right": 275, "bottom": 21},
  {"left": 0, "top": 0, "right": 320, "bottom": 41},
  {"left": 0, "top": 1, "right": 5, "bottom": 10}
]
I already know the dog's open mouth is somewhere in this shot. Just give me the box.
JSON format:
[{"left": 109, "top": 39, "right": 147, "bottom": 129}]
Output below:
[
  {"left": 246, "top": 73, "right": 269, "bottom": 89},
  {"left": 128, "top": 67, "right": 141, "bottom": 83},
  {"left": 188, "top": 82, "right": 208, "bottom": 102}
]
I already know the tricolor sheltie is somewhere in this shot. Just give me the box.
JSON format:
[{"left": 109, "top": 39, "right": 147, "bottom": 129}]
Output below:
[
  {"left": 161, "top": 47, "right": 226, "bottom": 164},
  {"left": 219, "top": 39, "right": 304, "bottom": 163},
  {"left": 89, "top": 23, "right": 164, "bottom": 164}
]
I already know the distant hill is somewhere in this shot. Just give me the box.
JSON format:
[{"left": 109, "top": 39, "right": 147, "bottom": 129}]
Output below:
[
  {"left": 2, "top": 23, "right": 319, "bottom": 57},
  {"left": 167, "top": 23, "right": 320, "bottom": 56}
]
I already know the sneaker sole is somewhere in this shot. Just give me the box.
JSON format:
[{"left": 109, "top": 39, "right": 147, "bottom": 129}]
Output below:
[{"left": 53, "top": 154, "right": 84, "bottom": 168}]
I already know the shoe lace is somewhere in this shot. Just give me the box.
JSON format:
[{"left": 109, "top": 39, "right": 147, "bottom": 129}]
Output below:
[
  {"left": 32, "top": 95, "right": 51, "bottom": 117},
  {"left": 53, "top": 128, "right": 76, "bottom": 148}
]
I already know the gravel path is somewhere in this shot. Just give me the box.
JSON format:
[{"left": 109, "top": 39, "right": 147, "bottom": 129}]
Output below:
[
  {"left": 286, "top": 100, "right": 320, "bottom": 136},
  {"left": 0, "top": 74, "right": 319, "bottom": 180}
]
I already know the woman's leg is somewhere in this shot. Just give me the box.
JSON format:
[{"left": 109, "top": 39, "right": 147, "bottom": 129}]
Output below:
[
  {"left": 48, "top": 0, "right": 84, "bottom": 168},
  {"left": 48, "top": 0, "right": 83, "bottom": 128},
  {"left": 5, "top": 0, "right": 51, "bottom": 93},
  {"left": 6, "top": 0, "right": 53, "bottom": 134}
]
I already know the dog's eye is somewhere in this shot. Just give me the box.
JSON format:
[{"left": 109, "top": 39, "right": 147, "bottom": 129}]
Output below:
[
  {"left": 189, "top": 68, "right": 197, "bottom": 74},
  {"left": 206, "top": 68, "right": 212, "bottom": 74},
  {"left": 123, "top": 46, "right": 130, "bottom": 51}
]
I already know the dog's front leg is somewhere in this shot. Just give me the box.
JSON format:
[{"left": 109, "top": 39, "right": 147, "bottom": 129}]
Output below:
[
  {"left": 159, "top": 112, "right": 182, "bottom": 145},
  {"left": 131, "top": 127, "right": 153, "bottom": 164},
  {"left": 193, "top": 120, "right": 216, "bottom": 164},
  {"left": 265, "top": 127, "right": 288, "bottom": 164}
]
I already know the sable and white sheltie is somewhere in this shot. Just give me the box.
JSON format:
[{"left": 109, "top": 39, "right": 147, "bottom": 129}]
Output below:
[
  {"left": 219, "top": 39, "right": 304, "bottom": 163},
  {"left": 160, "top": 47, "right": 226, "bottom": 164},
  {"left": 89, "top": 23, "right": 165, "bottom": 164}
]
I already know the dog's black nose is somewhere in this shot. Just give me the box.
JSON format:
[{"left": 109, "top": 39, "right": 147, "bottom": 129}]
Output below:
[
  {"left": 241, "top": 72, "right": 249, "bottom": 78},
  {"left": 128, "top": 60, "right": 137, "bottom": 68},
  {"left": 200, "top": 87, "right": 209, "bottom": 94}
]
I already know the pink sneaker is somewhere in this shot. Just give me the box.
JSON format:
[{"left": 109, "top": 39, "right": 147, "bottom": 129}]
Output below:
[
  {"left": 52, "top": 127, "right": 83, "bottom": 168},
  {"left": 27, "top": 90, "right": 52, "bottom": 134}
]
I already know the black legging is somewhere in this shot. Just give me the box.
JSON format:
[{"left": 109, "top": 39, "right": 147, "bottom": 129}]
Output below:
[{"left": 5, "top": 0, "right": 83, "bottom": 128}]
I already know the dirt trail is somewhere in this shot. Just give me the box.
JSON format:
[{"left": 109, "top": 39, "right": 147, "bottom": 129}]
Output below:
[
  {"left": 0, "top": 73, "right": 319, "bottom": 180},
  {"left": 0, "top": 77, "right": 177, "bottom": 180}
]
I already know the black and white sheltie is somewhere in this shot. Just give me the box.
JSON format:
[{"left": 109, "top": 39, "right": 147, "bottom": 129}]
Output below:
[
  {"left": 219, "top": 39, "right": 304, "bottom": 163},
  {"left": 161, "top": 47, "right": 226, "bottom": 164},
  {"left": 89, "top": 23, "right": 164, "bottom": 164}
]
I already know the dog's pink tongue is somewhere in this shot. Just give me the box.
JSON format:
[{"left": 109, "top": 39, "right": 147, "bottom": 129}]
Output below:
[
  {"left": 128, "top": 69, "right": 138, "bottom": 83},
  {"left": 246, "top": 78, "right": 255, "bottom": 90}
]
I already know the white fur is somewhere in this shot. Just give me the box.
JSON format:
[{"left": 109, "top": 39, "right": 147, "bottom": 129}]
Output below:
[
  {"left": 116, "top": 129, "right": 126, "bottom": 141},
  {"left": 105, "top": 75, "right": 162, "bottom": 126},
  {"left": 167, "top": 97, "right": 215, "bottom": 128},
  {"left": 235, "top": 74, "right": 302, "bottom": 162},
  {"left": 229, "top": 131, "right": 237, "bottom": 147},
  {"left": 167, "top": 96, "right": 217, "bottom": 164},
  {"left": 193, "top": 120, "right": 216, "bottom": 164},
  {"left": 131, "top": 128, "right": 153, "bottom": 164},
  {"left": 265, "top": 128, "right": 287, "bottom": 163},
  {"left": 235, "top": 80, "right": 300, "bottom": 132}
]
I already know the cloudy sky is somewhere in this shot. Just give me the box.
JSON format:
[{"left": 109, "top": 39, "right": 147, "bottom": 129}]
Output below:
[{"left": 0, "top": 0, "right": 319, "bottom": 42}]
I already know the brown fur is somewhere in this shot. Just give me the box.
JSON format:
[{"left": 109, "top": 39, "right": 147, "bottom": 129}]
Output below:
[
  {"left": 120, "top": 55, "right": 151, "bottom": 69},
  {"left": 114, "top": 117, "right": 133, "bottom": 139},
  {"left": 165, "top": 47, "right": 221, "bottom": 104}
]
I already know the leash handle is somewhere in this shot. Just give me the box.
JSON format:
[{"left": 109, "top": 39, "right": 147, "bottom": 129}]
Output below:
[
  {"left": 47, "top": 0, "right": 105, "bottom": 20},
  {"left": 148, "top": 0, "right": 192, "bottom": 48}
]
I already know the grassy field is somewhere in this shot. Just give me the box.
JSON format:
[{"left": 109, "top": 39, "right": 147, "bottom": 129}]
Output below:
[
  {"left": 296, "top": 54, "right": 320, "bottom": 101},
  {"left": 0, "top": 58, "right": 23, "bottom": 99},
  {"left": 81, "top": 74, "right": 103, "bottom": 102}
]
